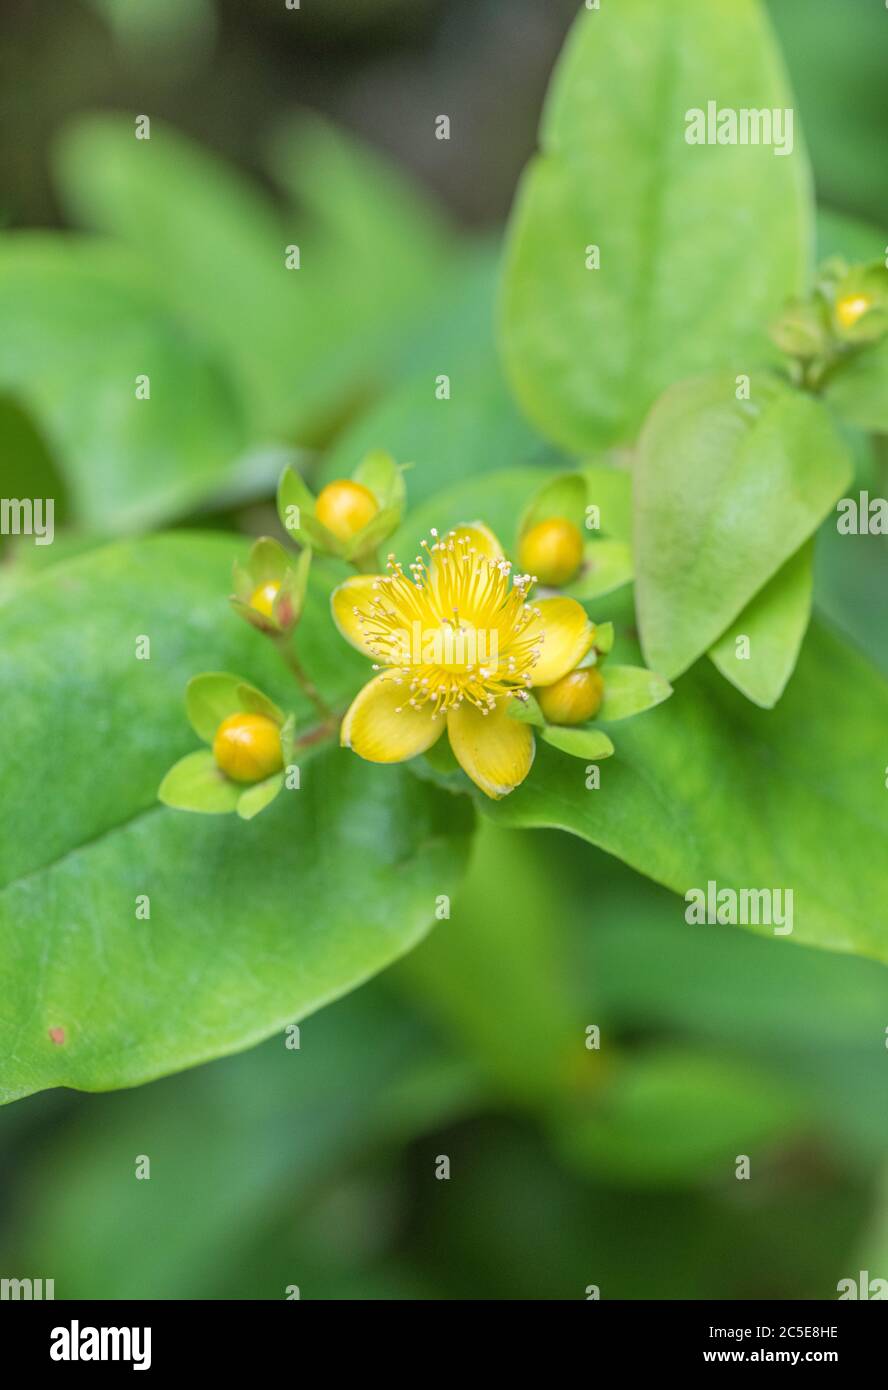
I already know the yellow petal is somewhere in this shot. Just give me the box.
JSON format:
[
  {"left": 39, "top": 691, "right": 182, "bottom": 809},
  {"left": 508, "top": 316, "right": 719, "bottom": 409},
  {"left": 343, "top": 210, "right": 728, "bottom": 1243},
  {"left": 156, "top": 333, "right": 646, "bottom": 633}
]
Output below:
[
  {"left": 330, "top": 574, "right": 386, "bottom": 657},
  {"left": 341, "top": 673, "right": 444, "bottom": 763},
  {"left": 528, "top": 597, "right": 595, "bottom": 687},
  {"left": 429, "top": 520, "right": 504, "bottom": 573},
  {"left": 447, "top": 698, "right": 535, "bottom": 799}
]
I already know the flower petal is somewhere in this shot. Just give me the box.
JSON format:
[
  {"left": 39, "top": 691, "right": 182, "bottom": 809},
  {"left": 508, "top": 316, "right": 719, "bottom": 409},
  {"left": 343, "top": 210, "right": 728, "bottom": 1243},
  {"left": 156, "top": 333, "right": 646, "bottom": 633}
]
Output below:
[
  {"left": 330, "top": 574, "right": 386, "bottom": 657},
  {"left": 447, "top": 698, "right": 535, "bottom": 799},
  {"left": 528, "top": 597, "right": 595, "bottom": 687},
  {"left": 341, "top": 674, "right": 444, "bottom": 763},
  {"left": 429, "top": 520, "right": 504, "bottom": 574}
]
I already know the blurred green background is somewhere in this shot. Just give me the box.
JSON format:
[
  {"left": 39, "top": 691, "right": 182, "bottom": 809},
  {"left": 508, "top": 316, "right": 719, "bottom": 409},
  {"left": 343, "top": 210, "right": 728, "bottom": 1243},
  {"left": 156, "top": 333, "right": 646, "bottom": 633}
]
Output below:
[{"left": 1, "top": 0, "right": 887, "bottom": 1299}]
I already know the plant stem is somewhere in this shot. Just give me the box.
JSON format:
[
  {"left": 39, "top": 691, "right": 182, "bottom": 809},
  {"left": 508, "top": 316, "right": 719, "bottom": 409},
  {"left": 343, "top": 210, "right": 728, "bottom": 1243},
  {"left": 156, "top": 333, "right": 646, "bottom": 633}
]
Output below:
[
  {"left": 273, "top": 635, "right": 334, "bottom": 722},
  {"left": 295, "top": 713, "right": 342, "bottom": 750}
]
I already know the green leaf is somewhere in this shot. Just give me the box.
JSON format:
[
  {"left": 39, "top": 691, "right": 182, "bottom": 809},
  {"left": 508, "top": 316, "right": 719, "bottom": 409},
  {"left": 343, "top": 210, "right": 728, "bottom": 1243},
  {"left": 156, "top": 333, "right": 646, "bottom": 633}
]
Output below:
[
  {"left": 518, "top": 471, "right": 587, "bottom": 536},
  {"left": 507, "top": 694, "right": 546, "bottom": 728},
  {"left": 353, "top": 449, "right": 406, "bottom": 511},
  {"left": 158, "top": 750, "right": 241, "bottom": 815},
  {"left": 0, "top": 236, "right": 247, "bottom": 533},
  {"left": 236, "top": 774, "right": 284, "bottom": 822},
  {"left": 186, "top": 673, "right": 259, "bottom": 743},
  {"left": 564, "top": 539, "right": 634, "bottom": 601},
  {"left": 580, "top": 464, "right": 633, "bottom": 541},
  {"left": 500, "top": 0, "right": 811, "bottom": 451},
  {"left": 482, "top": 619, "right": 888, "bottom": 968},
  {"left": 634, "top": 373, "right": 852, "bottom": 679},
  {"left": 541, "top": 726, "right": 615, "bottom": 761},
  {"left": 599, "top": 665, "right": 672, "bottom": 722},
  {"left": 825, "top": 339, "right": 888, "bottom": 434},
  {"left": 708, "top": 541, "right": 813, "bottom": 708},
  {"left": 0, "top": 533, "right": 472, "bottom": 1103}
]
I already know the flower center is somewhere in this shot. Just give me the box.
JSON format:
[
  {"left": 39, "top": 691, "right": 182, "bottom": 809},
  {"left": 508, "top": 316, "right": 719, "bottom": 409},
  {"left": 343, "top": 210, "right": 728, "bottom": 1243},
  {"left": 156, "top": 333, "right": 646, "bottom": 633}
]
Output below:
[{"left": 353, "top": 530, "right": 544, "bottom": 715}]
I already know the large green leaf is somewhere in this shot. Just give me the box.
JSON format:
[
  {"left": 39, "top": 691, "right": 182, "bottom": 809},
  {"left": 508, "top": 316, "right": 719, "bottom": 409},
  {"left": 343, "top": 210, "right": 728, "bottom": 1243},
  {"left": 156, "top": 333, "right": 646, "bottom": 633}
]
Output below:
[
  {"left": 0, "top": 534, "right": 472, "bottom": 1103},
  {"left": 634, "top": 373, "right": 851, "bottom": 678},
  {"left": 483, "top": 616, "right": 888, "bottom": 967},
  {"left": 0, "top": 237, "right": 248, "bottom": 532},
  {"left": 500, "top": 0, "right": 811, "bottom": 452},
  {"left": 708, "top": 540, "right": 814, "bottom": 707}
]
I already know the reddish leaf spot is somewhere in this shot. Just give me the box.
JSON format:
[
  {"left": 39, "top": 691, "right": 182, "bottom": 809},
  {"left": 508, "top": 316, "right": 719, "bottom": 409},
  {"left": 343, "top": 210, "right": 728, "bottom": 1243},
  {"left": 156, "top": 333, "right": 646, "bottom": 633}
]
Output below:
[{"left": 48, "top": 1027, "right": 66, "bottom": 1045}]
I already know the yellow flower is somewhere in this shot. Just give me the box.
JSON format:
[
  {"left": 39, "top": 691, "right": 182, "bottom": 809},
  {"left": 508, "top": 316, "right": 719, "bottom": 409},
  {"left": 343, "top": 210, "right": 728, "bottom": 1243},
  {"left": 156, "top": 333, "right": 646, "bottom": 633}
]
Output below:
[{"left": 331, "top": 523, "right": 595, "bottom": 798}]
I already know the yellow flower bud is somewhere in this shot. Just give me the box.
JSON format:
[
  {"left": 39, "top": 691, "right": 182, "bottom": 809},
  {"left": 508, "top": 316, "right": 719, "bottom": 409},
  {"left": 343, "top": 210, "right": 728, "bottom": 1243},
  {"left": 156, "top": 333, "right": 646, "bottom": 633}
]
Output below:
[
  {"left": 316, "top": 480, "right": 379, "bottom": 542},
  {"left": 835, "top": 293, "right": 872, "bottom": 330},
  {"left": 537, "top": 667, "right": 604, "bottom": 725},
  {"left": 518, "top": 517, "right": 584, "bottom": 587},
  {"left": 213, "top": 713, "right": 283, "bottom": 783},
  {"left": 249, "top": 580, "right": 281, "bottom": 618}
]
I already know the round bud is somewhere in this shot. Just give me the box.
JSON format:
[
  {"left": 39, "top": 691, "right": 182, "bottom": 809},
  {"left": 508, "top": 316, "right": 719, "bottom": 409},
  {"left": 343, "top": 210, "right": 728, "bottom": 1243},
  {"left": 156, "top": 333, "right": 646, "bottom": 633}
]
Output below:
[
  {"left": 835, "top": 293, "right": 872, "bottom": 330},
  {"left": 250, "top": 580, "right": 281, "bottom": 619},
  {"left": 213, "top": 713, "right": 283, "bottom": 783},
  {"left": 518, "top": 517, "right": 584, "bottom": 587},
  {"left": 316, "top": 480, "right": 379, "bottom": 542},
  {"left": 537, "top": 667, "right": 604, "bottom": 726}
]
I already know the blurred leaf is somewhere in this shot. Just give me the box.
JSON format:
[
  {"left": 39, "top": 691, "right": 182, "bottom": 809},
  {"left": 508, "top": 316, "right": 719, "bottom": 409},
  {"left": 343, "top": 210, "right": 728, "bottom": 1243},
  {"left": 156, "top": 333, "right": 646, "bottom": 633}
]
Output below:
[
  {"left": 85, "top": 0, "right": 215, "bottom": 55},
  {"left": 815, "top": 511, "right": 888, "bottom": 678},
  {"left": 817, "top": 207, "right": 886, "bottom": 266},
  {"left": 825, "top": 340, "right": 888, "bottom": 435},
  {"left": 708, "top": 540, "right": 814, "bottom": 708},
  {"left": 768, "top": 0, "right": 888, "bottom": 229},
  {"left": 393, "top": 822, "right": 591, "bottom": 1106},
  {"left": 554, "top": 1047, "right": 803, "bottom": 1185},
  {"left": 321, "top": 241, "right": 563, "bottom": 509},
  {"left": 55, "top": 113, "right": 451, "bottom": 443},
  {"left": 0, "top": 236, "right": 248, "bottom": 532},
  {"left": 5, "top": 986, "right": 478, "bottom": 1298},
  {"left": 0, "top": 534, "right": 472, "bottom": 1102},
  {"left": 634, "top": 373, "right": 851, "bottom": 679},
  {"left": 500, "top": 0, "right": 811, "bottom": 451}
]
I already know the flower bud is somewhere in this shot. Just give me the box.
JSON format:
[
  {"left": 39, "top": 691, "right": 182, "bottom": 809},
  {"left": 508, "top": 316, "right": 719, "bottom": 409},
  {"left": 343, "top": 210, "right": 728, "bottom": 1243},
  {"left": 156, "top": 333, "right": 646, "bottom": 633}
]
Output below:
[
  {"left": 213, "top": 713, "right": 283, "bottom": 783},
  {"left": 537, "top": 667, "right": 604, "bottom": 725},
  {"left": 250, "top": 580, "right": 281, "bottom": 619},
  {"left": 835, "top": 293, "right": 872, "bottom": 331},
  {"left": 316, "top": 480, "right": 379, "bottom": 542},
  {"left": 518, "top": 517, "right": 584, "bottom": 587}
]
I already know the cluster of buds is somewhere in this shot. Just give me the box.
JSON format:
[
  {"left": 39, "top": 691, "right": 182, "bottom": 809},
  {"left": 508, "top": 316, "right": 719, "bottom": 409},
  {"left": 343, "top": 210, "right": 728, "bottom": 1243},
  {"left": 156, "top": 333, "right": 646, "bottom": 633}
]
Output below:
[{"left": 771, "top": 256, "right": 888, "bottom": 382}]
